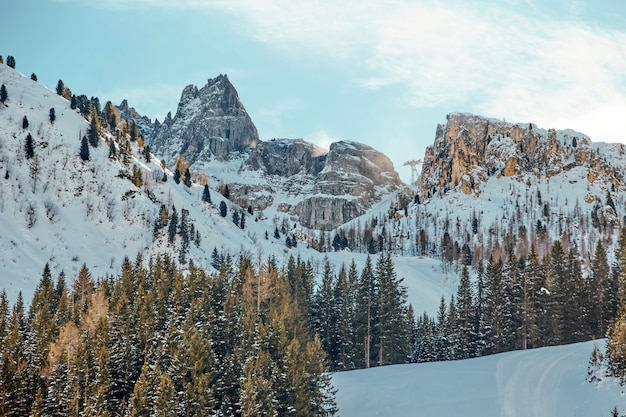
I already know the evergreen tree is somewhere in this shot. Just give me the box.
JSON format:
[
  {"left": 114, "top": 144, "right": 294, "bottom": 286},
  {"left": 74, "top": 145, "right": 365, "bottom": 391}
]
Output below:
[
  {"left": 167, "top": 206, "right": 178, "bottom": 244},
  {"left": 0, "top": 84, "right": 7, "bottom": 103},
  {"left": 313, "top": 258, "right": 335, "bottom": 365},
  {"left": 56, "top": 79, "right": 65, "bottom": 96},
  {"left": 202, "top": 184, "right": 212, "bottom": 203},
  {"left": 80, "top": 136, "right": 90, "bottom": 161},
  {"left": 375, "top": 253, "right": 409, "bottom": 365},
  {"left": 219, "top": 201, "right": 227, "bottom": 217},
  {"left": 30, "top": 73, "right": 37, "bottom": 81},
  {"left": 24, "top": 132, "right": 34, "bottom": 159},
  {"left": 589, "top": 241, "right": 611, "bottom": 338},
  {"left": 6, "top": 55, "right": 15, "bottom": 68},
  {"left": 232, "top": 209, "right": 240, "bottom": 226},
  {"left": 22, "top": 115, "right": 29, "bottom": 129},
  {"left": 49, "top": 107, "right": 56, "bottom": 124},
  {"left": 239, "top": 210, "right": 245, "bottom": 230},
  {"left": 88, "top": 108, "right": 100, "bottom": 147},
  {"left": 173, "top": 168, "right": 181, "bottom": 184},
  {"left": 455, "top": 265, "right": 473, "bottom": 358},
  {"left": 354, "top": 255, "right": 376, "bottom": 368},
  {"left": 183, "top": 168, "right": 192, "bottom": 187}
]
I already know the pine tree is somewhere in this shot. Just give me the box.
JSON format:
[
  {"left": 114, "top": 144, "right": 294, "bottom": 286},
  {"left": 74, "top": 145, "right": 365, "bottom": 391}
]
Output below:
[
  {"left": 30, "top": 73, "right": 37, "bottom": 81},
  {"left": 455, "top": 265, "right": 473, "bottom": 358},
  {"left": 313, "top": 258, "right": 335, "bottom": 365},
  {"left": 49, "top": 107, "right": 56, "bottom": 124},
  {"left": 0, "top": 84, "right": 7, "bottom": 103},
  {"left": 168, "top": 206, "right": 178, "bottom": 244},
  {"left": 219, "top": 201, "right": 227, "bottom": 217},
  {"left": 202, "top": 184, "right": 212, "bottom": 203},
  {"left": 590, "top": 241, "right": 611, "bottom": 338},
  {"left": 24, "top": 132, "right": 34, "bottom": 159},
  {"left": 88, "top": 108, "right": 100, "bottom": 147},
  {"left": 80, "top": 136, "right": 90, "bottom": 161},
  {"left": 22, "top": 115, "right": 29, "bottom": 129},
  {"left": 6, "top": 55, "right": 15, "bottom": 68},
  {"left": 56, "top": 79, "right": 65, "bottom": 96},
  {"left": 355, "top": 255, "right": 376, "bottom": 368},
  {"left": 183, "top": 168, "right": 192, "bottom": 187}
]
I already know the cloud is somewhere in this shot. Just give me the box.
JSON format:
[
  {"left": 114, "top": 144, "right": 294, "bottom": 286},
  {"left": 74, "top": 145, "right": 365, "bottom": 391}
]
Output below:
[{"left": 69, "top": 0, "right": 626, "bottom": 142}]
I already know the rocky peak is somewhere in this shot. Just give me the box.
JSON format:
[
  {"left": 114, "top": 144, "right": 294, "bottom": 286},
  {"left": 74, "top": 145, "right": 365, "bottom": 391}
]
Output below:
[
  {"left": 149, "top": 74, "right": 259, "bottom": 167},
  {"left": 116, "top": 99, "right": 154, "bottom": 141},
  {"left": 418, "top": 113, "right": 623, "bottom": 197}
]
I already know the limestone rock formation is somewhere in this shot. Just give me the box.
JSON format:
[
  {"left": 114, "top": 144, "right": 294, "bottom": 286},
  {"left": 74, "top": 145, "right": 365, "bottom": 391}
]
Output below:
[
  {"left": 149, "top": 74, "right": 259, "bottom": 166},
  {"left": 418, "top": 113, "right": 624, "bottom": 197},
  {"left": 142, "top": 75, "right": 403, "bottom": 230}
]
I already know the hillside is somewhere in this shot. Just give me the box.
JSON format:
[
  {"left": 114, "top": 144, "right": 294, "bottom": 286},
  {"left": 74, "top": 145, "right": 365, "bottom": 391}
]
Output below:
[
  {"left": 0, "top": 64, "right": 455, "bottom": 316},
  {"left": 333, "top": 340, "right": 625, "bottom": 417}
]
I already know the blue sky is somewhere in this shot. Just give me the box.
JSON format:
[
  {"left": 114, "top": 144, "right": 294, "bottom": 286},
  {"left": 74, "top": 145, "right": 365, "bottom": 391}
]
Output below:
[{"left": 4, "top": 0, "right": 626, "bottom": 182}]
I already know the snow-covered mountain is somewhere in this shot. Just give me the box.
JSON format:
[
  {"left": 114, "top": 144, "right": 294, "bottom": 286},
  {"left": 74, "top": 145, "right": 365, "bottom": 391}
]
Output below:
[
  {"left": 2, "top": 59, "right": 626, "bottom": 416},
  {"left": 0, "top": 64, "right": 452, "bottom": 314}
]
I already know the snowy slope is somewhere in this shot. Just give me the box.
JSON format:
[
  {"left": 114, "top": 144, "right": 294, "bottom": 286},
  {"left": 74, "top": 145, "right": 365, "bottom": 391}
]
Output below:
[
  {"left": 0, "top": 64, "right": 455, "bottom": 318},
  {"left": 333, "top": 340, "right": 626, "bottom": 417}
]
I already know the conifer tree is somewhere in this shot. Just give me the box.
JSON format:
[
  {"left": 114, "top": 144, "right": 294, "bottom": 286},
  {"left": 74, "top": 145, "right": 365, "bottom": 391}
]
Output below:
[
  {"left": 80, "top": 136, "right": 90, "bottom": 161},
  {"left": 88, "top": 108, "right": 101, "bottom": 147},
  {"left": 24, "top": 132, "right": 34, "bottom": 159},
  {"left": 22, "top": 115, "right": 29, "bottom": 129},
  {"left": 6, "top": 55, "right": 15, "bottom": 68},
  {"left": 49, "top": 107, "right": 56, "bottom": 124},
  {"left": 168, "top": 206, "right": 178, "bottom": 244},
  {"left": 0, "top": 84, "right": 7, "bottom": 103},
  {"left": 313, "top": 258, "right": 335, "bottom": 364},
  {"left": 219, "top": 201, "right": 227, "bottom": 217},
  {"left": 455, "top": 265, "right": 473, "bottom": 358},
  {"left": 56, "top": 79, "right": 65, "bottom": 96},
  {"left": 202, "top": 184, "right": 212, "bottom": 203},
  {"left": 30, "top": 73, "right": 37, "bottom": 81},
  {"left": 355, "top": 255, "right": 376, "bottom": 368}
]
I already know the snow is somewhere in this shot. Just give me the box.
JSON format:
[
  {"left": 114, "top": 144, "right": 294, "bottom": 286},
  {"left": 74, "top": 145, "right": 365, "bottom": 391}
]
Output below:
[{"left": 333, "top": 340, "right": 626, "bottom": 417}]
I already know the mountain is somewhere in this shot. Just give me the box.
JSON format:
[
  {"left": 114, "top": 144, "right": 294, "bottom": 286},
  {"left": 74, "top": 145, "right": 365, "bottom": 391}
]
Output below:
[
  {"left": 419, "top": 112, "right": 624, "bottom": 197},
  {"left": 147, "top": 76, "right": 402, "bottom": 230},
  {"left": 2, "top": 60, "right": 626, "bottom": 416},
  {"left": 151, "top": 74, "right": 259, "bottom": 165},
  {"left": 0, "top": 64, "right": 447, "bottom": 313}
]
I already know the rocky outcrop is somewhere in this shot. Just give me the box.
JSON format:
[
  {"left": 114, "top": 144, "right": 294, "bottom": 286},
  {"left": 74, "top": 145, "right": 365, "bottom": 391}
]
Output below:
[
  {"left": 117, "top": 99, "right": 155, "bottom": 141},
  {"left": 227, "top": 140, "right": 402, "bottom": 230},
  {"left": 149, "top": 74, "right": 259, "bottom": 167},
  {"left": 285, "top": 141, "right": 402, "bottom": 229},
  {"left": 145, "top": 75, "right": 403, "bottom": 230},
  {"left": 418, "top": 113, "right": 623, "bottom": 197}
]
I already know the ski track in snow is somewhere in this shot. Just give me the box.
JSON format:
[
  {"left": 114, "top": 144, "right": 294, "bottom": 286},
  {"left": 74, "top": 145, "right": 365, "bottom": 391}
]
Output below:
[{"left": 497, "top": 347, "right": 577, "bottom": 417}]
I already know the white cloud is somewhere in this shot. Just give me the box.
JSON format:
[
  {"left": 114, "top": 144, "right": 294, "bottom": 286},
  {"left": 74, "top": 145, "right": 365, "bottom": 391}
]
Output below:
[{"left": 71, "top": 0, "right": 626, "bottom": 143}]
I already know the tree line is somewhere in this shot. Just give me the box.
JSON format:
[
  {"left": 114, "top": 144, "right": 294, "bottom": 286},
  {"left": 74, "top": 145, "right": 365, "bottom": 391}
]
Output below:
[{"left": 412, "top": 230, "right": 626, "bottom": 369}]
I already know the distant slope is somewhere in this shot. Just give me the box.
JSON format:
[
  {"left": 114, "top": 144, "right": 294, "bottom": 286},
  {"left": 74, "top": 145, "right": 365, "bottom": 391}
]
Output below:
[{"left": 333, "top": 340, "right": 625, "bottom": 417}]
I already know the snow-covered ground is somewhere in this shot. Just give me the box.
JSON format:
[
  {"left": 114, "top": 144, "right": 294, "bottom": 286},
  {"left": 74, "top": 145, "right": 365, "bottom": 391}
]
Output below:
[{"left": 333, "top": 340, "right": 625, "bottom": 417}]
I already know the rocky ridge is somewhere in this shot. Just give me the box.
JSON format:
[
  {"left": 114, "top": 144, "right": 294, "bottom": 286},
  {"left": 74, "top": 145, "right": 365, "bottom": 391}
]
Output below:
[
  {"left": 418, "top": 113, "right": 625, "bottom": 197},
  {"left": 145, "top": 76, "right": 403, "bottom": 230},
  {"left": 150, "top": 74, "right": 260, "bottom": 167}
]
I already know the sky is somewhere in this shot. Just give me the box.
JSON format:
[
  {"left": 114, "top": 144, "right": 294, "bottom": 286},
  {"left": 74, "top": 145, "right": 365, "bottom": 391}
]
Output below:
[{"left": 3, "top": 0, "right": 626, "bottom": 182}]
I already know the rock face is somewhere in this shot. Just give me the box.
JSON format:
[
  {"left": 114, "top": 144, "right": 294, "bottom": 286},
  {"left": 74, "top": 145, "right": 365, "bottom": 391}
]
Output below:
[
  {"left": 289, "top": 141, "right": 401, "bottom": 230},
  {"left": 117, "top": 99, "right": 154, "bottom": 141},
  {"left": 142, "top": 75, "right": 403, "bottom": 230},
  {"left": 231, "top": 139, "right": 402, "bottom": 230},
  {"left": 149, "top": 74, "right": 259, "bottom": 166},
  {"left": 418, "top": 113, "right": 623, "bottom": 197}
]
